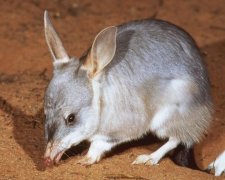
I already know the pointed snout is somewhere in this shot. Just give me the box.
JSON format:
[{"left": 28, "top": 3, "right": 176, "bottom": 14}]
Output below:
[
  {"left": 43, "top": 141, "right": 65, "bottom": 167},
  {"left": 43, "top": 142, "right": 54, "bottom": 167},
  {"left": 43, "top": 157, "right": 53, "bottom": 167}
]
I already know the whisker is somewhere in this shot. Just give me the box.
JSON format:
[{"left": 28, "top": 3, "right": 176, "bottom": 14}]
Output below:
[
  {"left": 51, "top": 144, "right": 79, "bottom": 160},
  {"left": 56, "top": 145, "right": 73, "bottom": 159}
]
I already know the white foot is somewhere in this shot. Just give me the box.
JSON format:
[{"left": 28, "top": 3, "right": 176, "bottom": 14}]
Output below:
[
  {"left": 77, "top": 155, "right": 98, "bottom": 166},
  {"left": 132, "top": 137, "right": 180, "bottom": 166},
  {"left": 207, "top": 151, "right": 225, "bottom": 176},
  {"left": 77, "top": 138, "right": 115, "bottom": 166},
  {"left": 132, "top": 154, "right": 160, "bottom": 165}
]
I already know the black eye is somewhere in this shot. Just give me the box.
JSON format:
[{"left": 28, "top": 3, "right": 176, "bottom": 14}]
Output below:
[{"left": 66, "top": 114, "right": 75, "bottom": 125}]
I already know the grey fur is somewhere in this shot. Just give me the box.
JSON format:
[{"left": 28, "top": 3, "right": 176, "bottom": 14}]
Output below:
[{"left": 43, "top": 11, "right": 213, "bottom": 166}]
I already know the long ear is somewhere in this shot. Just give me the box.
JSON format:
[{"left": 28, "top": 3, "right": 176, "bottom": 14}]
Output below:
[
  {"left": 83, "top": 26, "right": 117, "bottom": 78},
  {"left": 44, "top": 10, "right": 69, "bottom": 62}
]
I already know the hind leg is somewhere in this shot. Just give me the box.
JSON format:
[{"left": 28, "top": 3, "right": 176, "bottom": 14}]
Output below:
[
  {"left": 132, "top": 104, "right": 180, "bottom": 165},
  {"left": 132, "top": 80, "right": 197, "bottom": 165},
  {"left": 132, "top": 137, "right": 180, "bottom": 165}
]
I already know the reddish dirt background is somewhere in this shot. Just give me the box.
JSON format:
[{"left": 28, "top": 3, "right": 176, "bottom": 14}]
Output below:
[{"left": 0, "top": 0, "right": 225, "bottom": 179}]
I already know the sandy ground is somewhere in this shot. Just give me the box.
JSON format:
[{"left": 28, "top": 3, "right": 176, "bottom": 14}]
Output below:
[{"left": 0, "top": 0, "right": 225, "bottom": 179}]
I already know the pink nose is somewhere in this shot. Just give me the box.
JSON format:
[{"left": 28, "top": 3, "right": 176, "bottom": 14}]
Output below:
[{"left": 43, "top": 157, "right": 53, "bottom": 167}]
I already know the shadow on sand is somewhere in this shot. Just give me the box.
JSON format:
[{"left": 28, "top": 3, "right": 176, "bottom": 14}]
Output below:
[{"left": 0, "top": 96, "right": 46, "bottom": 171}]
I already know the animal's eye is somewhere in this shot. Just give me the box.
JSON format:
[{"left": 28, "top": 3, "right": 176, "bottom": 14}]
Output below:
[{"left": 66, "top": 114, "right": 75, "bottom": 125}]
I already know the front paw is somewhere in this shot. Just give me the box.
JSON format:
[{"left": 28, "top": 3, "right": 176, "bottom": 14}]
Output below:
[{"left": 77, "top": 156, "right": 98, "bottom": 166}]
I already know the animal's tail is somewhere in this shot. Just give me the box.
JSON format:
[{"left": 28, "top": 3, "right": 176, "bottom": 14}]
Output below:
[{"left": 172, "top": 144, "right": 200, "bottom": 170}]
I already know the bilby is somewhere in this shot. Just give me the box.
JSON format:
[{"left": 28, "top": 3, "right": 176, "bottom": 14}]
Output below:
[{"left": 43, "top": 11, "right": 213, "bottom": 168}]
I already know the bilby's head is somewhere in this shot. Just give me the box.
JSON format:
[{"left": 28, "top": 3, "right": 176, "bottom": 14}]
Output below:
[{"left": 43, "top": 11, "right": 117, "bottom": 166}]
